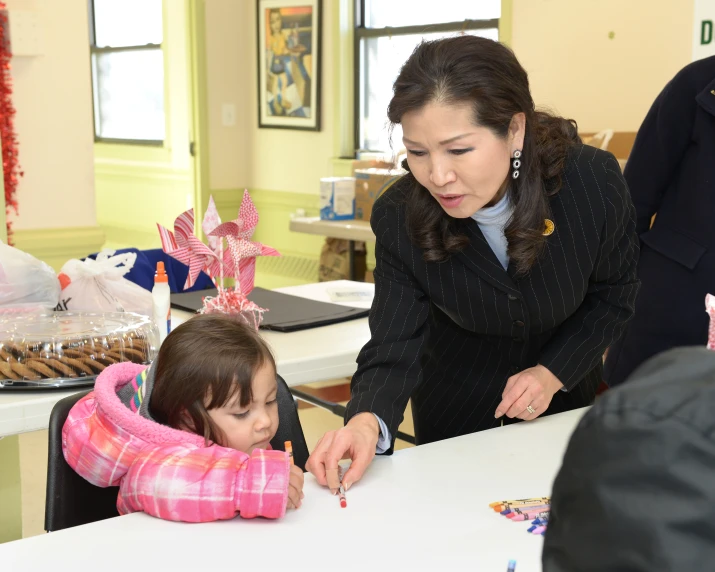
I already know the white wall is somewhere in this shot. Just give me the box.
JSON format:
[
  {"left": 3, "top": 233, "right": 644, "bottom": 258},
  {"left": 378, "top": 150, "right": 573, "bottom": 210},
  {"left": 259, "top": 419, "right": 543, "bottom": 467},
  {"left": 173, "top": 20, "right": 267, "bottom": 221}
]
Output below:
[{"left": 6, "top": 0, "right": 96, "bottom": 230}]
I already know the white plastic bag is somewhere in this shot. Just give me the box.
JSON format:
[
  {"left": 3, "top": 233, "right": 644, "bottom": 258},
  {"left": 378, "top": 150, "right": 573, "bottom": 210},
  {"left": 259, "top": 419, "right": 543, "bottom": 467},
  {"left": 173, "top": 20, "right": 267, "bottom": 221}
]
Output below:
[
  {"left": 57, "top": 249, "right": 152, "bottom": 316},
  {"left": 0, "top": 242, "right": 61, "bottom": 313}
]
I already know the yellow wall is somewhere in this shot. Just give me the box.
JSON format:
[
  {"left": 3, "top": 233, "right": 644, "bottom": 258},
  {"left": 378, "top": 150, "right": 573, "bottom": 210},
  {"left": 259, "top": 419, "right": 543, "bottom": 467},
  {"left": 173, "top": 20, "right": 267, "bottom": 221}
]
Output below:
[
  {"left": 511, "top": 0, "right": 694, "bottom": 132},
  {"left": 204, "top": 0, "right": 249, "bottom": 190},
  {"left": 205, "top": 0, "right": 696, "bottom": 198},
  {"left": 7, "top": 0, "right": 97, "bottom": 230},
  {"left": 204, "top": 0, "right": 338, "bottom": 194},
  {"left": 201, "top": 0, "right": 699, "bottom": 282},
  {"left": 97, "top": 0, "right": 698, "bottom": 282}
]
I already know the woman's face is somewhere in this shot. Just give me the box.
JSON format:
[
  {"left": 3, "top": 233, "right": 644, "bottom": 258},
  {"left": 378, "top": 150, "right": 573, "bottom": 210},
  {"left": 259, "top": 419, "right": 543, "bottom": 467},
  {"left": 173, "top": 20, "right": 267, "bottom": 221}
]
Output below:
[{"left": 402, "top": 101, "right": 525, "bottom": 218}]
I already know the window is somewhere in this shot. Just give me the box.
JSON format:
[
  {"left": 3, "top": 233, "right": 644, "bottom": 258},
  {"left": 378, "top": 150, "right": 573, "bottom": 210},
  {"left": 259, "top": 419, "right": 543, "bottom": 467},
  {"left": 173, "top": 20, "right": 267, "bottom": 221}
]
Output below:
[
  {"left": 355, "top": 0, "right": 501, "bottom": 155},
  {"left": 89, "top": 0, "right": 165, "bottom": 144}
]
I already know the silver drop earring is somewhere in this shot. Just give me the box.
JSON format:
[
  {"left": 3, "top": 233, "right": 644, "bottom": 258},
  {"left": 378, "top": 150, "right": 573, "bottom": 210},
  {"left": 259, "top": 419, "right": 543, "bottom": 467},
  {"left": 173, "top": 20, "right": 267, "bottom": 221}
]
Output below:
[{"left": 512, "top": 150, "right": 522, "bottom": 179}]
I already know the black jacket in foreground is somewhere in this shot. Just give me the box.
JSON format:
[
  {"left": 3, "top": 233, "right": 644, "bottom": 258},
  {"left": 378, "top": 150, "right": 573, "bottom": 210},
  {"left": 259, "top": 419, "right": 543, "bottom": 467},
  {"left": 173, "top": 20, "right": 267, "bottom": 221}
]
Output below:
[{"left": 544, "top": 346, "right": 715, "bottom": 571}]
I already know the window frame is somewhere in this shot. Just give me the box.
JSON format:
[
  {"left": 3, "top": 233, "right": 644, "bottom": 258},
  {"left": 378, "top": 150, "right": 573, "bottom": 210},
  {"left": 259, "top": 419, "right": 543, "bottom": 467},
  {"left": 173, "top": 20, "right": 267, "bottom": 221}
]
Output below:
[
  {"left": 88, "top": 0, "right": 166, "bottom": 146},
  {"left": 353, "top": 0, "right": 500, "bottom": 155}
]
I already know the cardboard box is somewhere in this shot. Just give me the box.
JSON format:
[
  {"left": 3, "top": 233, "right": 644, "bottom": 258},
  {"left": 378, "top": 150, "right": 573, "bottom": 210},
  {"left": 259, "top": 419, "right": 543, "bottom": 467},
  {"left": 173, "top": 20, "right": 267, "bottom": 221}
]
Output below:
[
  {"left": 318, "top": 237, "right": 366, "bottom": 282},
  {"left": 319, "top": 177, "right": 355, "bottom": 221},
  {"left": 349, "top": 159, "right": 395, "bottom": 174},
  {"left": 353, "top": 168, "right": 405, "bottom": 221}
]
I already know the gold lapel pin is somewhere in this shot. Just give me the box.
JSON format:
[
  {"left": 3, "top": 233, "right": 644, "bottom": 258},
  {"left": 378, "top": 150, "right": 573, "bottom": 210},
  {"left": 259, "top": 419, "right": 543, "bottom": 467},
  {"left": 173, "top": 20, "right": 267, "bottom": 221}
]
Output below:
[{"left": 543, "top": 219, "right": 555, "bottom": 236}]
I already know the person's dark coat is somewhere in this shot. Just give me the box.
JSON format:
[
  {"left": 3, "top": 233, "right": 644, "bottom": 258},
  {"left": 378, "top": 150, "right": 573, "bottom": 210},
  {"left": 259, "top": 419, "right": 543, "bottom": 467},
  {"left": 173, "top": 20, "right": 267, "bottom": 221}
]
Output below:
[{"left": 605, "top": 56, "right": 715, "bottom": 386}]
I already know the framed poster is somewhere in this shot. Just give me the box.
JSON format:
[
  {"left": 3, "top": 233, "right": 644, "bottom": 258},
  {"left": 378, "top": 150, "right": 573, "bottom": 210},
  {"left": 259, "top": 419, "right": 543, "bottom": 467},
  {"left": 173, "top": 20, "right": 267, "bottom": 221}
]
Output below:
[{"left": 257, "top": 0, "right": 321, "bottom": 130}]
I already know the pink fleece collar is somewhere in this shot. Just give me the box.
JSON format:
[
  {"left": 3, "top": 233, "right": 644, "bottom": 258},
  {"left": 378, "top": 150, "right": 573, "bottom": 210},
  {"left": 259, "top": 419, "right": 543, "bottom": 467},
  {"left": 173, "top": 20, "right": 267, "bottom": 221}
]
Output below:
[{"left": 93, "top": 362, "right": 206, "bottom": 448}]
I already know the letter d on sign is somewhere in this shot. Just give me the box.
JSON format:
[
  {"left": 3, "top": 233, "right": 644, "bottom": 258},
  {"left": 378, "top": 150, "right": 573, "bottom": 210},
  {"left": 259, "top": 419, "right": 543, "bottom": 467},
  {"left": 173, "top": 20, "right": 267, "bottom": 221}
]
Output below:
[{"left": 702, "top": 20, "right": 713, "bottom": 45}]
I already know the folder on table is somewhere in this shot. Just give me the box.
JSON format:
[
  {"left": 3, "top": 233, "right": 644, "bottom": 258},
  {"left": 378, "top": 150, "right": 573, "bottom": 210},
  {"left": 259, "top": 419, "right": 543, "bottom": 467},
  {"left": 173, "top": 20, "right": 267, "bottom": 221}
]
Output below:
[{"left": 170, "top": 287, "right": 370, "bottom": 332}]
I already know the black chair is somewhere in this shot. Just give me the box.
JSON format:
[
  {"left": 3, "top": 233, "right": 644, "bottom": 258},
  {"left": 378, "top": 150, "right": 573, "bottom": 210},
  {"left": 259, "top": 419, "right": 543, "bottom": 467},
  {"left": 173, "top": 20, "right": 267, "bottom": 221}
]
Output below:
[
  {"left": 45, "top": 389, "right": 119, "bottom": 532},
  {"left": 272, "top": 375, "right": 310, "bottom": 470},
  {"left": 45, "top": 375, "right": 309, "bottom": 532}
]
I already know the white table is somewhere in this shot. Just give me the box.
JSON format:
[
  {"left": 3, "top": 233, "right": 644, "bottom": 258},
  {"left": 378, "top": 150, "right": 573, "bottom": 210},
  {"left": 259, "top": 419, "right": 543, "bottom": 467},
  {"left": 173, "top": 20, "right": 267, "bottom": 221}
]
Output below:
[
  {"left": 0, "top": 280, "right": 373, "bottom": 438},
  {"left": 0, "top": 407, "right": 589, "bottom": 571},
  {"left": 289, "top": 216, "right": 375, "bottom": 242},
  {"left": 289, "top": 217, "right": 376, "bottom": 280}
]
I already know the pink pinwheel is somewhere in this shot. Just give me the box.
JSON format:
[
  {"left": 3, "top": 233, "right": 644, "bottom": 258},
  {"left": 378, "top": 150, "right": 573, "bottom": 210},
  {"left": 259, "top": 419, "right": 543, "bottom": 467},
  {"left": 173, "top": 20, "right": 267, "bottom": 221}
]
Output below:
[
  {"left": 157, "top": 209, "right": 218, "bottom": 290},
  {"left": 208, "top": 190, "right": 279, "bottom": 295},
  {"left": 202, "top": 195, "right": 222, "bottom": 255}
]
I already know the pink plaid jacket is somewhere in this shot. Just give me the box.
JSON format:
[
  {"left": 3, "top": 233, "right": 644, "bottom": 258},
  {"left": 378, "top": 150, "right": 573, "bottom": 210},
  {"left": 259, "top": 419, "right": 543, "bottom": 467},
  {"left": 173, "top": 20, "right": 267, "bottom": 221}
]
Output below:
[{"left": 62, "top": 362, "right": 290, "bottom": 522}]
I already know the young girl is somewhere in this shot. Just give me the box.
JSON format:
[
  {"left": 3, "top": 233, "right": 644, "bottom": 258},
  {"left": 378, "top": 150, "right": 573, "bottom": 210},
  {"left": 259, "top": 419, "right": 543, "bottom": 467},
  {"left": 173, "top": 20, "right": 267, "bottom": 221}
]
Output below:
[{"left": 62, "top": 314, "right": 304, "bottom": 522}]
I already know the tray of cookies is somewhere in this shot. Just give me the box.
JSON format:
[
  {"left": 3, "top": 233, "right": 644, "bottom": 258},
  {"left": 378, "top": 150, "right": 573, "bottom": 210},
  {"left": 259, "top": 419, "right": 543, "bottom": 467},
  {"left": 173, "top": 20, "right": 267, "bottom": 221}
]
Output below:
[{"left": 0, "top": 312, "right": 159, "bottom": 389}]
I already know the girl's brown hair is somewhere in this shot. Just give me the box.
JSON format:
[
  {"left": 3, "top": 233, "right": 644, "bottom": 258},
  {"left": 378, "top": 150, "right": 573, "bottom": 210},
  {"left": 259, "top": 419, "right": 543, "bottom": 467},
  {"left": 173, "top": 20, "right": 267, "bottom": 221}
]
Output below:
[
  {"left": 150, "top": 314, "right": 275, "bottom": 446},
  {"left": 387, "top": 35, "right": 580, "bottom": 275}
]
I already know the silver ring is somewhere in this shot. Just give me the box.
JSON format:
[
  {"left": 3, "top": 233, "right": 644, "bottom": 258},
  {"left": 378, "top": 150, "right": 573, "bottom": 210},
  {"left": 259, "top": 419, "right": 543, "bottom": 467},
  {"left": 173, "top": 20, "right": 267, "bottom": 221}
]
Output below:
[{"left": 526, "top": 405, "right": 536, "bottom": 415}]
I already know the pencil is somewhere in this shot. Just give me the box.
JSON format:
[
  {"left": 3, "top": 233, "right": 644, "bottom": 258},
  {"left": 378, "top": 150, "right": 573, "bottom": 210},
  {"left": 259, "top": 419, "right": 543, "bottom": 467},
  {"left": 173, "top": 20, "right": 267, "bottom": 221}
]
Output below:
[{"left": 285, "top": 441, "right": 294, "bottom": 466}]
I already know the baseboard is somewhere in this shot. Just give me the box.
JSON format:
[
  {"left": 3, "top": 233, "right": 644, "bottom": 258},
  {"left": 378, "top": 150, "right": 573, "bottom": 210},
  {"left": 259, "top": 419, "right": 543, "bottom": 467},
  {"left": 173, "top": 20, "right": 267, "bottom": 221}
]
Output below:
[{"left": 12, "top": 226, "right": 106, "bottom": 272}]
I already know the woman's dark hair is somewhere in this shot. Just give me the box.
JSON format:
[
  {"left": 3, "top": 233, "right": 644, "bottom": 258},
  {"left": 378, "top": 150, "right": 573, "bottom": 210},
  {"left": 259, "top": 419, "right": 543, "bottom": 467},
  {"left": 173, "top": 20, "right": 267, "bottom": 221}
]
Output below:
[
  {"left": 387, "top": 35, "right": 580, "bottom": 275},
  {"left": 150, "top": 314, "right": 276, "bottom": 446}
]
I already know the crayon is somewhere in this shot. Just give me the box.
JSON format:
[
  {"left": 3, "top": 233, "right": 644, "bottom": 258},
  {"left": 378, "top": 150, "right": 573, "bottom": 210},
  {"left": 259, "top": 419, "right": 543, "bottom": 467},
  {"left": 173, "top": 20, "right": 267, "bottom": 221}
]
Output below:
[
  {"left": 285, "top": 441, "right": 294, "bottom": 465},
  {"left": 505, "top": 505, "right": 550, "bottom": 518},
  {"left": 493, "top": 500, "right": 551, "bottom": 512},
  {"left": 509, "top": 510, "right": 550, "bottom": 521},
  {"left": 507, "top": 560, "right": 517, "bottom": 572},
  {"left": 489, "top": 497, "right": 550, "bottom": 508},
  {"left": 338, "top": 465, "right": 347, "bottom": 508}
]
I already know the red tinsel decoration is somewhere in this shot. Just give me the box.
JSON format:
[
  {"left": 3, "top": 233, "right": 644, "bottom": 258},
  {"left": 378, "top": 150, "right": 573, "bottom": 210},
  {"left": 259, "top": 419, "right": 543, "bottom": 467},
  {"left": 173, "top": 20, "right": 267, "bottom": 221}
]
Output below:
[{"left": 0, "top": 4, "right": 21, "bottom": 244}]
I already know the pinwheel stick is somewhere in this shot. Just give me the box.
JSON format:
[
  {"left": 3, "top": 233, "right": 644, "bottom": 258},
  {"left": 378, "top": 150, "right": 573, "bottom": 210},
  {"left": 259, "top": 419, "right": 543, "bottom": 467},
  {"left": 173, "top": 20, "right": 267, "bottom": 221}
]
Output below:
[{"left": 219, "top": 240, "right": 224, "bottom": 290}]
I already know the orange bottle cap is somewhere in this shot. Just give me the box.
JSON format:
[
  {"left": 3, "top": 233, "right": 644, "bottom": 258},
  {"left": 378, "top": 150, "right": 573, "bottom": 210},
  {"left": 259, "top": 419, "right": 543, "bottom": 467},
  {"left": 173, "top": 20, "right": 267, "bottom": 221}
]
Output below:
[{"left": 155, "top": 261, "right": 168, "bottom": 283}]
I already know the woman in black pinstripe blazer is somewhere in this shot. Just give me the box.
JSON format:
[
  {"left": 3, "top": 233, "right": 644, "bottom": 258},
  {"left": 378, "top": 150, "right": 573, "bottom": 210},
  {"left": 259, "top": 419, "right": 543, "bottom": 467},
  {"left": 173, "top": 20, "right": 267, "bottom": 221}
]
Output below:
[{"left": 307, "top": 36, "right": 640, "bottom": 493}]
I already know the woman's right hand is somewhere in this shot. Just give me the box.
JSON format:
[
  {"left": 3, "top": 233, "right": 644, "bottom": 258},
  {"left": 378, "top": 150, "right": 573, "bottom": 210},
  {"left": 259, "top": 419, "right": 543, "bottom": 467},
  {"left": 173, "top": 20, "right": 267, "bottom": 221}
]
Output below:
[
  {"left": 286, "top": 464, "right": 305, "bottom": 510},
  {"left": 305, "top": 413, "right": 380, "bottom": 493}
]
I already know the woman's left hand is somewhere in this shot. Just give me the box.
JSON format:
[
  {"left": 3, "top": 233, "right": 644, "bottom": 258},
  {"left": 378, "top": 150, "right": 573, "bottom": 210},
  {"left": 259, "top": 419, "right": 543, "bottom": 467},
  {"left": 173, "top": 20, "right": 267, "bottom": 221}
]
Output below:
[{"left": 495, "top": 365, "right": 564, "bottom": 421}]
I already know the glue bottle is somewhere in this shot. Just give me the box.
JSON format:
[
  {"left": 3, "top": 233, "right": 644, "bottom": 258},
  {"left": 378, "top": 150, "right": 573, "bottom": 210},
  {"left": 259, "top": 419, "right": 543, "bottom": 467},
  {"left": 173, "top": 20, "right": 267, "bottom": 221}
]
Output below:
[{"left": 152, "top": 261, "right": 171, "bottom": 344}]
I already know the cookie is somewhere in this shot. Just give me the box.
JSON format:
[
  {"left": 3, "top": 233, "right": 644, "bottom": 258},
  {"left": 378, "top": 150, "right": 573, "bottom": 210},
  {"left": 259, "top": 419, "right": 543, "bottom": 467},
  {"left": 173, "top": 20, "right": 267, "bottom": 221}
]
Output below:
[
  {"left": 10, "top": 361, "right": 40, "bottom": 380},
  {"left": 59, "top": 357, "right": 95, "bottom": 377},
  {"left": 41, "top": 358, "right": 77, "bottom": 378},
  {"left": 25, "top": 359, "right": 58, "bottom": 379},
  {"left": 118, "top": 347, "right": 147, "bottom": 362},
  {"left": 0, "top": 361, "right": 20, "bottom": 380}
]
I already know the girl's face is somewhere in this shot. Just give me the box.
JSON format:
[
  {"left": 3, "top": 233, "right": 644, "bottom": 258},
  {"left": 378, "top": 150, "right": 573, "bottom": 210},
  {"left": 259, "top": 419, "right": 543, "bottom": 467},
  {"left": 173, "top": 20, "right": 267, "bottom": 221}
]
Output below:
[
  {"left": 401, "top": 101, "right": 525, "bottom": 218},
  {"left": 207, "top": 363, "right": 279, "bottom": 454}
]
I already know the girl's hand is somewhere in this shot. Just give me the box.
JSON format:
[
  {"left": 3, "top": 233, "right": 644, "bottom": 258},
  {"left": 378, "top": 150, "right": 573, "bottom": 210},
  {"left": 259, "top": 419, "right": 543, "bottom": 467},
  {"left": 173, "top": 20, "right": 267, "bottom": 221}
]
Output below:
[
  {"left": 495, "top": 365, "right": 564, "bottom": 421},
  {"left": 286, "top": 464, "right": 305, "bottom": 510}
]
